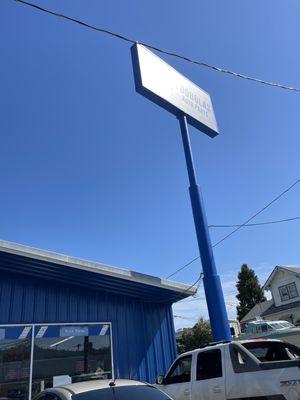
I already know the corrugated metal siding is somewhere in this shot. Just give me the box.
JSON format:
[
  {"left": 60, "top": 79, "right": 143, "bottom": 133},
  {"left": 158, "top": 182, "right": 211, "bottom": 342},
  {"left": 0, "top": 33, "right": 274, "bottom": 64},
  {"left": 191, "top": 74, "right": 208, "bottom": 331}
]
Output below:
[{"left": 0, "top": 271, "right": 177, "bottom": 383}]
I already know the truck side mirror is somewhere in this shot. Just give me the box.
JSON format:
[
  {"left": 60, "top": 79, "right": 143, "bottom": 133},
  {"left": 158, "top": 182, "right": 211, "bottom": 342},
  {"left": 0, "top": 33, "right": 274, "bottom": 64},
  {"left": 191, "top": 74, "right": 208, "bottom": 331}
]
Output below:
[{"left": 156, "top": 375, "right": 165, "bottom": 385}]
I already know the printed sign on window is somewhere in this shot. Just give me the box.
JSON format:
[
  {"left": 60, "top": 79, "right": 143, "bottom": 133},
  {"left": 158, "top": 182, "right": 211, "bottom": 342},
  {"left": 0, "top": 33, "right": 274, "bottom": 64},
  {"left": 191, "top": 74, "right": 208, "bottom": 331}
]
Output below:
[{"left": 60, "top": 326, "right": 89, "bottom": 337}]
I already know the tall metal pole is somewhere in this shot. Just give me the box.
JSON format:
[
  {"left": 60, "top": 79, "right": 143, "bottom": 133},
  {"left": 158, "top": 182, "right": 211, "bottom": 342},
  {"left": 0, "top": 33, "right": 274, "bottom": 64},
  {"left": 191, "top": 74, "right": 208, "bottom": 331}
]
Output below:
[{"left": 178, "top": 113, "right": 231, "bottom": 341}]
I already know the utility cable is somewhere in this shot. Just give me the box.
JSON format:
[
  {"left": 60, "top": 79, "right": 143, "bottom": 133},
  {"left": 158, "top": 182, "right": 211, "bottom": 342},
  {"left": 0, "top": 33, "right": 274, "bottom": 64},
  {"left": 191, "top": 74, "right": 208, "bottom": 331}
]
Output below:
[
  {"left": 209, "top": 216, "right": 300, "bottom": 228},
  {"left": 13, "top": 0, "right": 300, "bottom": 93},
  {"left": 166, "top": 178, "right": 300, "bottom": 279},
  {"left": 162, "top": 274, "right": 203, "bottom": 305},
  {"left": 212, "top": 178, "right": 300, "bottom": 248},
  {"left": 166, "top": 256, "right": 200, "bottom": 280}
]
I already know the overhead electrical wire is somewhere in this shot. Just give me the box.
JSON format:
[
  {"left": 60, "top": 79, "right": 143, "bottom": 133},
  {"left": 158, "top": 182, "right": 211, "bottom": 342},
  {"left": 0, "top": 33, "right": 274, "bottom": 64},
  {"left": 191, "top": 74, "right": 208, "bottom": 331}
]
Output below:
[
  {"left": 212, "top": 178, "right": 300, "bottom": 248},
  {"left": 208, "top": 216, "right": 300, "bottom": 228},
  {"left": 13, "top": 0, "right": 300, "bottom": 93},
  {"left": 173, "top": 275, "right": 202, "bottom": 300},
  {"left": 173, "top": 315, "right": 196, "bottom": 321},
  {"left": 166, "top": 178, "right": 300, "bottom": 279}
]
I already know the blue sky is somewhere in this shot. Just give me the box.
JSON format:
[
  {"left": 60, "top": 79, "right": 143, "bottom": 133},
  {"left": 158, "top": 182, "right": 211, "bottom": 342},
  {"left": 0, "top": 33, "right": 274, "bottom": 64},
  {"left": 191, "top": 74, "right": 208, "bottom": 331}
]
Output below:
[{"left": 1, "top": 1, "right": 299, "bottom": 328}]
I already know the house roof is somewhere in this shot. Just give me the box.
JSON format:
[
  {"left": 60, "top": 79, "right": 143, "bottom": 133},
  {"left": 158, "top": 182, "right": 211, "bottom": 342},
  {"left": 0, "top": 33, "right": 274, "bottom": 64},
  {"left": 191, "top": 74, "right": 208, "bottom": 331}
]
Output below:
[
  {"left": 263, "top": 265, "right": 300, "bottom": 290},
  {"left": 261, "top": 299, "right": 300, "bottom": 317},
  {"left": 284, "top": 266, "right": 300, "bottom": 274},
  {"left": 240, "top": 300, "right": 273, "bottom": 323},
  {"left": 0, "top": 239, "right": 196, "bottom": 303}
]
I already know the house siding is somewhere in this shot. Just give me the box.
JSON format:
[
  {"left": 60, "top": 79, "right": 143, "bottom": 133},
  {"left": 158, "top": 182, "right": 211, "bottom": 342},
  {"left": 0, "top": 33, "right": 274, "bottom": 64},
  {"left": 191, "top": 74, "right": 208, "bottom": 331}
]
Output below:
[{"left": 269, "top": 269, "right": 300, "bottom": 307}]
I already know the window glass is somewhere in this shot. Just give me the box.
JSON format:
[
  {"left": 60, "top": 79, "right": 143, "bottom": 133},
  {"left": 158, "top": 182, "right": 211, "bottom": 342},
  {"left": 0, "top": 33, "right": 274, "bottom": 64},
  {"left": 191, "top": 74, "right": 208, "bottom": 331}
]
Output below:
[
  {"left": 279, "top": 286, "right": 290, "bottom": 301},
  {"left": 256, "top": 325, "right": 262, "bottom": 334},
  {"left": 269, "top": 322, "right": 289, "bottom": 330},
  {"left": 236, "top": 350, "right": 246, "bottom": 365},
  {"left": 281, "top": 322, "right": 294, "bottom": 328},
  {"left": 32, "top": 324, "right": 112, "bottom": 396},
  {"left": 197, "top": 349, "right": 222, "bottom": 380},
  {"left": 74, "top": 385, "right": 171, "bottom": 400},
  {"left": 288, "top": 283, "right": 299, "bottom": 299},
  {"left": 261, "top": 323, "right": 268, "bottom": 333},
  {"left": 242, "top": 341, "right": 300, "bottom": 362},
  {"left": 279, "top": 283, "right": 299, "bottom": 301},
  {"left": 0, "top": 326, "right": 32, "bottom": 400},
  {"left": 165, "top": 355, "right": 192, "bottom": 384}
]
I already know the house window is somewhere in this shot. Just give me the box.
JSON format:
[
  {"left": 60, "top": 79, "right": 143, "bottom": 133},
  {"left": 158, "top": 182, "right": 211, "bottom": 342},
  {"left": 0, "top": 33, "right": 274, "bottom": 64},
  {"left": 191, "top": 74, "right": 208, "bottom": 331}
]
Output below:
[{"left": 279, "top": 282, "right": 299, "bottom": 302}]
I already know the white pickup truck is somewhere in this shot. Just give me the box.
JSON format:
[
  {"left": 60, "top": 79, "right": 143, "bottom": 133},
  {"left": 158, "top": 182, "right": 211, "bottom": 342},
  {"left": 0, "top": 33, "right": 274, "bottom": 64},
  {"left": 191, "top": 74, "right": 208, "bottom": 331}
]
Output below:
[{"left": 156, "top": 339, "right": 300, "bottom": 400}]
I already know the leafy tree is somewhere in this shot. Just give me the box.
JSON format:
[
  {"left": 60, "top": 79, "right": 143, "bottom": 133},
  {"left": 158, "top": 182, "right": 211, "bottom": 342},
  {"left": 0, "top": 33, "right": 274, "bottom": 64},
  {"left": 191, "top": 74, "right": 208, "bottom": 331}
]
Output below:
[
  {"left": 177, "top": 318, "right": 212, "bottom": 354},
  {"left": 236, "top": 264, "right": 266, "bottom": 321}
]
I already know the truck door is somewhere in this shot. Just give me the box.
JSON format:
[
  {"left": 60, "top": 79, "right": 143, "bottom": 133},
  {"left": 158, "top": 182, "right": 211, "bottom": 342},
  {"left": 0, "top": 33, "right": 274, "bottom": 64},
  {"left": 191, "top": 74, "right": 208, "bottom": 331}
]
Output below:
[
  {"left": 191, "top": 348, "right": 226, "bottom": 400},
  {"left": 160, "top": 354, "right": 192, "bottom": 400}
]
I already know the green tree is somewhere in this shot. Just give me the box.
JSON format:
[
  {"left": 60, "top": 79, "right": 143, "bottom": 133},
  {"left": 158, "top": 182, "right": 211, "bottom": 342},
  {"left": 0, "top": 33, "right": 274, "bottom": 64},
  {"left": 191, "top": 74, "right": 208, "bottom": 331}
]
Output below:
[
  {"left": 177, "top": 318, "right": 212, "bottom": 354},
  {"left": 236, "top": 264, "right": 266, "bottom": 321}
]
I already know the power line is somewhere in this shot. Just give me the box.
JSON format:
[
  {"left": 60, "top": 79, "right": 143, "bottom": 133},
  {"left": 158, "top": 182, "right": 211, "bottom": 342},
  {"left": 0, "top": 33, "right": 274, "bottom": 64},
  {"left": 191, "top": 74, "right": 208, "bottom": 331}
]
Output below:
[
  {"left": 176, "top": 275, "right": 203, "bottom": 298},
  {"left": 212, "top": 178, "right": 300, "bottom": 248},
  {"left": 173, "top": 315, "right": 197, "bottom": 321},
  {"left": 166, "top": 212, "right": 300, "bottom": 279},
  {"left": 166, "top": 178, "right": 300, "bottom": 279},
  {"left": 166, "top": 256, "right": 200, "bottom": 280},
  {"left": 208, "top": 215, "right": 300, "bottom": 228},
  {"left": 13, "top": 0, "right": 300, "bottom": 93},
  {"left": 177, "top": 294, "right": 237, "bottom": 308},
  {"left": 163, "top": 274, "right": 203, "bottom": 305}
]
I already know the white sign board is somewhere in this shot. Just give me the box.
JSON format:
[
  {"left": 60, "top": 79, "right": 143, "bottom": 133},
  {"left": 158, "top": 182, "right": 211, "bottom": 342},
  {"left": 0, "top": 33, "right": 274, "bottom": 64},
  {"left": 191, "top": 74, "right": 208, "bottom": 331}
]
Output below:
[
  {"left": 131, "top": 44, "right": 219, "bottom": 137},
  {"left": 60, "top": 326, "right": 88, "bottom": 337}
]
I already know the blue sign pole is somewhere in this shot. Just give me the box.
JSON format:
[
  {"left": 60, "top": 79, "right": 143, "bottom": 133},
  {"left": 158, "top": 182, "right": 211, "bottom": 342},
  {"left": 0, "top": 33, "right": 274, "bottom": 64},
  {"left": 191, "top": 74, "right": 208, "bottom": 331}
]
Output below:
[{"left": 178, "top": 113, "right": 231, "bottom": 341}]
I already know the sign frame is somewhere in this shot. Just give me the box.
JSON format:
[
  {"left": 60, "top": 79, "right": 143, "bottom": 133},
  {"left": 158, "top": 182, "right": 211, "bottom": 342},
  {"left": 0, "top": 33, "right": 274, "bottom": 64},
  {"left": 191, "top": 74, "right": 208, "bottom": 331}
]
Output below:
[{"left": 131, "top": 43, "right": 219, "bottom": 138}]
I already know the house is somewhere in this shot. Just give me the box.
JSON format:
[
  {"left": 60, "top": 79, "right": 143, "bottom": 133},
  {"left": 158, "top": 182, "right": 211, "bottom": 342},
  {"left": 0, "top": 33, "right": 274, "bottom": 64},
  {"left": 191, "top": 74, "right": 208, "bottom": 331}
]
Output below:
[
  {"left": 261, "top": 266, "right": 300, "bottom": 324},
  {"left": 241, "top": 266, "right": 300, "bottom": 326}
]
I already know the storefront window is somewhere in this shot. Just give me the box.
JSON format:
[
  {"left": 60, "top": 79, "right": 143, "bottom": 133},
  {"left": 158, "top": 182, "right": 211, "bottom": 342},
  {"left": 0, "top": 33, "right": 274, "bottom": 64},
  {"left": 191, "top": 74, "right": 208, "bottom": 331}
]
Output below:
[
  {"left": 0, "top": 323, "right": 112, "bottom": 399},
  {"left": 32, "top": 324, "right": 112, "bottom": 396},
  {"left": 0, "top": 326, "right": 32, "bottom": 400}
]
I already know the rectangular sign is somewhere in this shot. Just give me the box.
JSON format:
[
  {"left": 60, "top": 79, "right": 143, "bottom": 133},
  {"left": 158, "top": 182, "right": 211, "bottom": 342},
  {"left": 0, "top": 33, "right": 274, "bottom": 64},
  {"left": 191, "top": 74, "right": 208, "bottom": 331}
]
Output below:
[
  {"left": 60, "top": 326, "right": 89, "bottom": 337},
  {"left": 131, "top": 44, "right": 219, "bottom": 137}
]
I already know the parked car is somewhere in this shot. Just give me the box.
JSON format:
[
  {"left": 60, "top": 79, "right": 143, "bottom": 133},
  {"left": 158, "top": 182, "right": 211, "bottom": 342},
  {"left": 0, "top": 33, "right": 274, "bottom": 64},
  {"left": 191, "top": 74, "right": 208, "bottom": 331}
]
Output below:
[
  {"left": 33, "top": 379, "right": 173, "bottom": 400},
  {"left": 156, "top": 339, "right": 300, "bottom": 400}
]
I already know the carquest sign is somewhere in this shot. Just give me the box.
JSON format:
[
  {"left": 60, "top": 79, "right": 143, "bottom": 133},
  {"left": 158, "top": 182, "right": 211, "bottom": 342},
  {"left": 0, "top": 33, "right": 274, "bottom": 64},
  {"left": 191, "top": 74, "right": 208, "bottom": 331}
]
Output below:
[{"left": 131, "top": 43, "right": 219, "bottom": 138}]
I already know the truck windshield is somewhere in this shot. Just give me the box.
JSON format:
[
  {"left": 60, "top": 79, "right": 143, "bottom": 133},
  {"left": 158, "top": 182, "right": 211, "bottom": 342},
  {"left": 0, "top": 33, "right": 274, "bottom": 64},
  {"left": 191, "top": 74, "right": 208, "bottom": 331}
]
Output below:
[{"left": 242, "top": 341, "right": 300, "bottom": 362}]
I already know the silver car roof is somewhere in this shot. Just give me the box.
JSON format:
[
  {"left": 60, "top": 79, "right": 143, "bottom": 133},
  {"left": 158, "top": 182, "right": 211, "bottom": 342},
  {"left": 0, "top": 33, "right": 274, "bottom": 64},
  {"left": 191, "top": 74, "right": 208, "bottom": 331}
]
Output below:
[{"left": 47, "top": 379, "right": 147, "bottom": 395}]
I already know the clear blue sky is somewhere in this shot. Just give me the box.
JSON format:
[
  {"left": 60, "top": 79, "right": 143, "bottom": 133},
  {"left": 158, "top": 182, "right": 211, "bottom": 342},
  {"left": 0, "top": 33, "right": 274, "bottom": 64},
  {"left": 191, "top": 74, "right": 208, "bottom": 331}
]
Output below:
[{"left": 1, "top": 1, "right": 299, "bottom": 325}]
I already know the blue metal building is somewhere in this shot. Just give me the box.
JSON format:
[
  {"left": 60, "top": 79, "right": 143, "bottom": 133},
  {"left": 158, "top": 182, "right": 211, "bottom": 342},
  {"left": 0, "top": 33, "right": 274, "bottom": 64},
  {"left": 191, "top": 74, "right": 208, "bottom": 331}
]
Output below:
[{"left": 0, "top": 240, "right": 194, "bottom": 398}]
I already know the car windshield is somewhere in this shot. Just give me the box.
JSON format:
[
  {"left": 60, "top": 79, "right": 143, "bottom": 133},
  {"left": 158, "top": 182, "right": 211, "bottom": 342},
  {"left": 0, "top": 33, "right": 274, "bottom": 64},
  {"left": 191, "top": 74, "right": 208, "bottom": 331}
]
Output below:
[
  {"left": 242, "top": 341, "right": 300, "bottom": 362},
  {"left": 268, "top": 322, "right": 294, "bottom": 330},
  {"left": 73, "top": 385, "right": 170, "bottom": 400}
]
